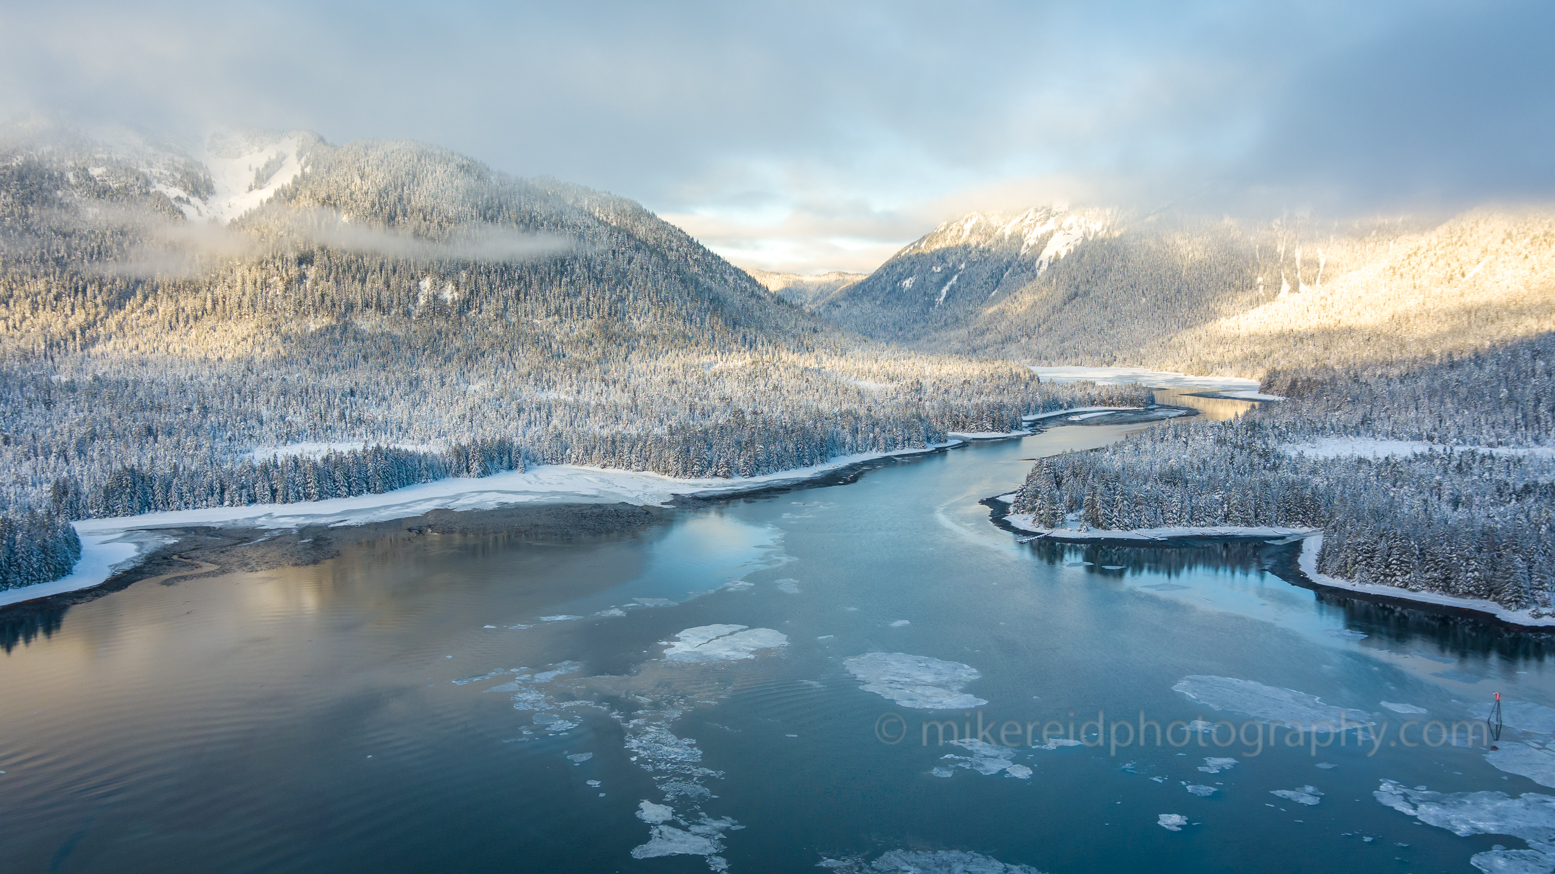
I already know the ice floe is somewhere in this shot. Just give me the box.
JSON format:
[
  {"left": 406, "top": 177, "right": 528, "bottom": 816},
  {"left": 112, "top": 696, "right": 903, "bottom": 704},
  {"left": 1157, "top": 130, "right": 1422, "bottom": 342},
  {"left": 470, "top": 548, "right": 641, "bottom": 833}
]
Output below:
[
  {"left": 451, "top": 669, "right": 508, "bottom": 685},
  {"left": 937, "top": 740, "right": 1033, "bottom": 779},
  {"left": 538, "top": 615, "right": 582, "bottom": 622},
  {"left": 1173, "top": 675, "right": 1373, "bottom": 729},
  {"left": 567, "top": 753, "right": 593, "bottom": 764},
  {"left": 843, "top": 653, "right": 987, "bottom": 710},
  {"left": 637, "top": 800, "right": 675, "bottom": 823},
  {"left": 775, "top": 579, "right": 801, "bottom": 594},
  {"left": 631, "top": 817, "right": 739, "bottom": 866},
  {"left": 889, "top": 620, "right": 911, "bottom": 627},
  {"left": 1186, "top": 784, "right": 1218, "bottom": 797},
  {"left": 1472, "top": 701, "right": 1555, "bottom": 735},
  {"left": 1271, "top": 786, "right": 1323, "bottom": 806},
  {"left": 1158, "top": 814, "right": 1189, "bottom": 831},
  {"left": 1198, "top": 757, "right": 1239, "bottom": 774},
  {"left": 819, "top": 849, "right": 1046, "bottom": 873},
  {"left": 1487, "top": 743, "right": 1555, "bottom": 789},
  {"left": 662, "top": 625, "right": 789, "bottom": 663},
  {"left": 1375, "top": 779, "right": 1555, "bottom": 873}
]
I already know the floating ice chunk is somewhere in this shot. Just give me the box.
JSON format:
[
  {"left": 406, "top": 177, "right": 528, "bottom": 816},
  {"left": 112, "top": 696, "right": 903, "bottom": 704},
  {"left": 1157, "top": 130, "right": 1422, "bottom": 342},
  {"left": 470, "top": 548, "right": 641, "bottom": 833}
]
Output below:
[
  {"left": 538, "top": 615, "right": 582, "bottom": 622},
  {"left": 631, "top": 815, "right": 740, "bottom": 865},
  {"left": 663, "top": 625, "right": 788, "bottom": 663},
  {"left": 1186, "top": 784, "right": 1218, "bottom": 797},
  {"left": 816, "top": 635, "right": 834, "bottom": 641},
  {"left": 1472, "top": 701, "right": 1555, "bottom": 735},
  {"left": 637, "top": 800, "right": 675, "bottom": 823},
  {"left": 596, "top": 608, "right": 627, "bottom": 617},
  {"left": 587, "top": 780, "right": 601, "bottom": 787},
  {"left": 843, "top": 652, "right": 987, "bottom": 710},
  {"left": 567, "top": 753, "right": 593, "bottom": 764},
  {"left": 1034, "top": 737, "right": 1084, "bottom": 750},
  {"left": 1173, "top": 676, "right": 1373, "bottom": 728},
  {"left": 819, "top": 849, "right": 1045, "bottom": 873},
  {"left": 775, "top": 579, "right": 801, "bottom": 594},
  {"left": 634, "top": 598, "right": 677, "bottom": 608},
  {"left": 1374, "top": 779, "right": 1555, "bottom": 872},
  {"left": 1272, "top": 786, "right": 1323, "bottom": 806},
  {"left": 1487, "top": 743, "right": 1555, "bottom": 789},
  {"left": 1158, "top": 814, "right": 1188, "bottom": 831},
  {"left": 452, "top": 670, "right": 506, "bottom": 685},
  {"left": 508, "top": 624, "right": 532, "bottom": 629},
  {"left": 1315, "top": 762, "right": 1338, "bottom": 769},
  {"left": 1064, "top": 561, "right": 1093, "bottom": 567},
  {"left": 939, "top": 740, "right": 1032, "bottom": 779},
  {"left": 1101, "top": 565, "right": 1126, "bottom": 571},
  {"left": 483, "top": 625, "right": 497, "bottom": 629},
  {"left": 1381, "top": 701, "right": 1428, "bottom": 715},
  {"left": 890, "top": 620, "right": 911, "bottom": 627},
  {"left": 1198, "top": 757, "right": 1238, "bottom": 774},
  {"left": 931, "top": 767, "right": 955, "bottom": 778},
  {"left": 632, "top": 825, "right": 716, "bottom": 858},
  {"left": 722, "top": 580, "right": 754, "bottom": 591},
  {"left": 532, "top": 662, "right": 580, "bottom": 682}
]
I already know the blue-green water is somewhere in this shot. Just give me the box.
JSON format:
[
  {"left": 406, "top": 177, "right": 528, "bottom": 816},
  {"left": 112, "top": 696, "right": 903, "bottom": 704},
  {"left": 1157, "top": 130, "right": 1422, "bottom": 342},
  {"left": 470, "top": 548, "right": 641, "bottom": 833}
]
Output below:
[{"left": 3, "top": 422, "right": 1553, "bottom": 873}]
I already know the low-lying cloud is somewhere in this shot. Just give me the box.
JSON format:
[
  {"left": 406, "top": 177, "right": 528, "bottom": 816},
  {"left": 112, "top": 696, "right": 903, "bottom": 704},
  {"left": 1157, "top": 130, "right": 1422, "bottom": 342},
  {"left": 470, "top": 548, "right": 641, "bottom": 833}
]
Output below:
[{"left": 86, "top": 207, "right": 574, "bottom": 279}]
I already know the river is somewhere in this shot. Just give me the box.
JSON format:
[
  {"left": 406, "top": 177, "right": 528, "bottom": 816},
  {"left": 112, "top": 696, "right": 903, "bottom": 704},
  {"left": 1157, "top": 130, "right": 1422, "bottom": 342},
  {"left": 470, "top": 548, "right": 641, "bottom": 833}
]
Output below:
[{"left": 2, "top": 399, "right": 1552, "bottom": 873}]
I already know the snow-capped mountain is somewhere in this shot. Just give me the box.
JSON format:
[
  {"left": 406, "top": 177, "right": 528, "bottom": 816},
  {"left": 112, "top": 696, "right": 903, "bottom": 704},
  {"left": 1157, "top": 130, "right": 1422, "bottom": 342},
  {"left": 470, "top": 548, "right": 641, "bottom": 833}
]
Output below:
[
  {"left": 822, "top": 203, "right": 1555, "bottom": 373},
  {"left": 818, "top": 206, "right": 1116, "bottom": 326}
]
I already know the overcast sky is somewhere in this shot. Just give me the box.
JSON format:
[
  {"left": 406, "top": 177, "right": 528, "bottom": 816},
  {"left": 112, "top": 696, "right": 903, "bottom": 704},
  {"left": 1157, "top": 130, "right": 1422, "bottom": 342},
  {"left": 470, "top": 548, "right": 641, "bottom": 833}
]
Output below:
[{"left": 3, "top": 0, "right": 1550, "bottom": 273}]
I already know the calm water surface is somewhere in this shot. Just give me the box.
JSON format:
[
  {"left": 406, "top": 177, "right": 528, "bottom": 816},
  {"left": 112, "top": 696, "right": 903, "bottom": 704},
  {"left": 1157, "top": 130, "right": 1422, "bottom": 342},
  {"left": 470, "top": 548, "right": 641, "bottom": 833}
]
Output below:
[{"left": 2, "top": 415, "right": 1551, "bottom": 873}]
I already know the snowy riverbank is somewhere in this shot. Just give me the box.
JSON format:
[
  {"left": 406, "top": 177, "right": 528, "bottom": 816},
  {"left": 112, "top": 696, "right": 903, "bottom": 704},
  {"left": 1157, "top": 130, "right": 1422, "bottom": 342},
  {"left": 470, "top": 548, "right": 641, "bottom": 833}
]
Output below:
[
  {"left": 1296, "top": 535, "right": 1555, "bottom": 629},
  {"left": 1000, "top": 512, "right": 1314, "bottom": 543},
  {"left": 992, "top": 494, "right": 1555, "bottom": 628},
  {"left": 2, "top": 442, "right": 963, "bottom": 610}
]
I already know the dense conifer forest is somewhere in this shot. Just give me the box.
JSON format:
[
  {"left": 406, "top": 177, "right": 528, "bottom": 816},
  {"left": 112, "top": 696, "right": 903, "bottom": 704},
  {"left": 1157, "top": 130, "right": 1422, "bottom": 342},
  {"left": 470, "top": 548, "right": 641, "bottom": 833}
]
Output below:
[{"left": 1009, "top": 336, "right": 1555, "bottom": 611}]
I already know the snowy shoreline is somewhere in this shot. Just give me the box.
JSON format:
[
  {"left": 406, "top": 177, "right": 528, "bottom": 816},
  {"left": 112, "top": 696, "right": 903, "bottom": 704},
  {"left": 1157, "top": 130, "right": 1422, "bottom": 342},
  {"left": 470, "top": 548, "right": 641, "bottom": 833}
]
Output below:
[
  {"left": 987, "top": 496, "right": 1555, "bottom": 629},
  {"left": 987, "top": 495, "right": 1313, "bottom": 543},
  {"left": 1294, "top": 535, "right": 1555, "bottom": 629},
  {"left": 2, "top": 442, "right": 963, "bottom": 610}
]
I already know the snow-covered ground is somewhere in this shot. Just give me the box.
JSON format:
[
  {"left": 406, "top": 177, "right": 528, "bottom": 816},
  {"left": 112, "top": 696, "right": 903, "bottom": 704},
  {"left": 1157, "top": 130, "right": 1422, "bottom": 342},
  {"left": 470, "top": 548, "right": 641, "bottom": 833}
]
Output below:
[
  {"left": 1000, "top": 510, "right": 1314, "bottom": 543},
  {"left": 946, "top": 429, "right": 1031, "bottom": 440},
  {"left": 1029, "top": 366, "right": 1259, "bottom": 391},
  {"left": 1021, "top": 406, "right": 1139, "bottom": 423},
  {"left": 2, "top": 444, "right": 960, "bottom": 610},
  {"left": 1297, "top": 535, "right": 1555, "bottom": 628},
  {"left": 1283, "top": 437, "right": 1555, "bottom": 460}
]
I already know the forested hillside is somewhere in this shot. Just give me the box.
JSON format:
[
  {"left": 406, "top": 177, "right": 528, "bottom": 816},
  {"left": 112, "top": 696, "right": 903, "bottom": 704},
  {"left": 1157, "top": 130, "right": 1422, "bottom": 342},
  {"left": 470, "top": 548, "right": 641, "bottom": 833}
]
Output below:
[
  {"left": 0, "top": 125, "right": 1142, "bottom": 591},
  {"left": 1009, "top": 336, "right": 1555, "bottom": 613},
  {"left": 822, "top": 206, "right": 1555, "bottom": 376}
]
